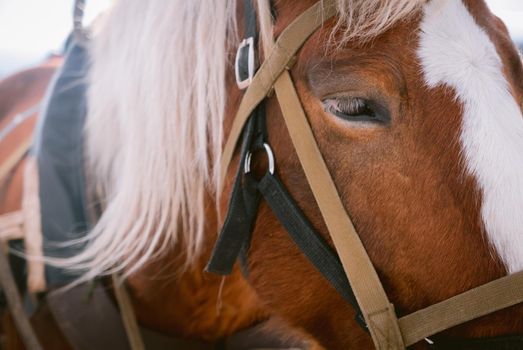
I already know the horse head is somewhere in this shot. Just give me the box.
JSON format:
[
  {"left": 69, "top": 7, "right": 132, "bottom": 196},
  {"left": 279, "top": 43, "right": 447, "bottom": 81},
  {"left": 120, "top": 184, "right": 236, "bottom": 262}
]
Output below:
[
  {"left": 70, "top": 0, "right": 523, "bottom": 347},
  {"left": 222, "top": 0, "right": 523, "bottom": 348}
]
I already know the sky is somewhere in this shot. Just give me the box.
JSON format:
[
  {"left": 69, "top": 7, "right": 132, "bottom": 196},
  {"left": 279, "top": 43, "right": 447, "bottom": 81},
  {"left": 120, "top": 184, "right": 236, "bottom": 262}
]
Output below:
[
  {"left": 487, "top": 0, "right": 523, "bottom": 40},
  {"left": 0, "top": 0, "right": 522, "bottom": 79},
  {"left": 0, "top": 0, "right": 111, "bottom": 78}
]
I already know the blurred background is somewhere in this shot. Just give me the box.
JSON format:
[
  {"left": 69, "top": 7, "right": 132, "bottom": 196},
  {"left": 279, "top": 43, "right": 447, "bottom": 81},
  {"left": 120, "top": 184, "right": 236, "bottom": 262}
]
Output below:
[
  {"left": 0, "top": 0, "right": 522, "bottom": 79},
  {"left": 0, "top": 0, "right": 110, "bottom": 78}
]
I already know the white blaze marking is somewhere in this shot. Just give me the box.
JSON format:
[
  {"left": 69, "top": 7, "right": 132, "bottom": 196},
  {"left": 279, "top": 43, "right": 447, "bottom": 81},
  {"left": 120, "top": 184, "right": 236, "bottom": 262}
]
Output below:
[{"left": 418, "top": 0, "right": 523, "bottom": 272}]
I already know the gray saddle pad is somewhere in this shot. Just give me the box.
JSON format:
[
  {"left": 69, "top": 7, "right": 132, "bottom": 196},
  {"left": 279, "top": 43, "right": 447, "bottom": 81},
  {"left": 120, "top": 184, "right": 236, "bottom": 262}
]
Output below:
[{"left": 33, "top": 37, "right": 90, "bottom": 287}]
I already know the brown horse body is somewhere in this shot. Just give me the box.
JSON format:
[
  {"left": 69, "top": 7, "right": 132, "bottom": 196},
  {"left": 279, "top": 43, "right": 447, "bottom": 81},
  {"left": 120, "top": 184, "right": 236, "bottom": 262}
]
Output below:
[{"left": 2, "top": 0, "right": 523, "bottom": 349}]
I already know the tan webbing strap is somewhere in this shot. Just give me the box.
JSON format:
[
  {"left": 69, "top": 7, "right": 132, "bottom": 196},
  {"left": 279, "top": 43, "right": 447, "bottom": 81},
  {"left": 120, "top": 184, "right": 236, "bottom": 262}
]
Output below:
[
  {"left": 0, "top": 137, "right": 33, "bottom": 186},
  {"left": 0, "top": 212, "right": 24, "bottom": 241},
  {"left": 273, "top": 70, "right": 404, "bottom": 349},
  {"left": 399, "top": 269, "right": 523, "bottom": 346},
  {"left": 23, "top": 157, "right": 46, "bottom": 294},
  {"left": 220, "top": 0, "right": 337, "bottom": 188},
  {"left": 111, "top": 274, "right": 146, "bottom": 350}
]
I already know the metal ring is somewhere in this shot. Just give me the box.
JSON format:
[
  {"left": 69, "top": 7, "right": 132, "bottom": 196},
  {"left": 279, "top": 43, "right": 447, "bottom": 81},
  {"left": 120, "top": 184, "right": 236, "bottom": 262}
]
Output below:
[{"left": 244, "top": 143, "right": 275, "bottom": 175}]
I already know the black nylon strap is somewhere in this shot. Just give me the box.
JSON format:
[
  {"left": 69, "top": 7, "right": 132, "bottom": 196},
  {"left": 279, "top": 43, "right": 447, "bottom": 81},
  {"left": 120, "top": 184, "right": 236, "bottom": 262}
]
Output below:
[
  {"left": 257, "top": 173, "right": 354, "bottom": 302},
  {"left": 244, "top": 0, "right": 257, "bottom": 40},
  {"left": 205, "top": 168, "right": 260, "bottom": 275},
  {"left": 257, "top": 172, "right": 366, "bottom": 328},
  {"left": 206, "top": 114, "right": 261, "bottom": 275},
  {"left": 236, "top": 0, "right": 259, "bottom": 84}
]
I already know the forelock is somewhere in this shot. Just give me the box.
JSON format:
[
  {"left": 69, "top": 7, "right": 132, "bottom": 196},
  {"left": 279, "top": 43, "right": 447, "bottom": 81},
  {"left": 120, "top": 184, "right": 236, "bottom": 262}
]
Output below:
[{"left": 334, "top": 0, "right": 425, "bottom": 43}]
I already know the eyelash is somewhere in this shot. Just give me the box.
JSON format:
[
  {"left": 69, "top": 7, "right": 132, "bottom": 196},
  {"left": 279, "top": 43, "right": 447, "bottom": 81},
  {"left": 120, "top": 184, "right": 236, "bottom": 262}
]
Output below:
[{"left": 323, "top": 97, "right": 375, "bottom": 119}]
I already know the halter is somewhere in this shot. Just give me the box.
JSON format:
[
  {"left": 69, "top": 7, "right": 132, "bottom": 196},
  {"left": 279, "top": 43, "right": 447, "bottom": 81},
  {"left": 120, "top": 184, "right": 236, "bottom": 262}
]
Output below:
[{"left": 208, "top": 1, "right": 523, "bottom": 348}]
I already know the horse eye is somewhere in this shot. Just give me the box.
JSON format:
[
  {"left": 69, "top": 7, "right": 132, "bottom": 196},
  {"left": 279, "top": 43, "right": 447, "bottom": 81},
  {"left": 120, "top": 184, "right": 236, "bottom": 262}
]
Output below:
[{"left": 322, "top": 97, "right": 387, "bottom": 124}]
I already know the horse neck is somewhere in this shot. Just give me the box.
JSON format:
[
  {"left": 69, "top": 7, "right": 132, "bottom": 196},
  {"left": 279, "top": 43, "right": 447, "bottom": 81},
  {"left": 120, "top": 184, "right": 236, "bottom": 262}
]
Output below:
[{"left": 124, "top": 190, "right": 270, "bottom": 339}]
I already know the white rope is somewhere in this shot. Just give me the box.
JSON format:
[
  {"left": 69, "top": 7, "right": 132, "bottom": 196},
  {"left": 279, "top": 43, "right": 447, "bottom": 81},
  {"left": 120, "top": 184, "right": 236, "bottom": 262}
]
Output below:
[{"left": 0, "top": 104, "right": 40, "bottom": 144}]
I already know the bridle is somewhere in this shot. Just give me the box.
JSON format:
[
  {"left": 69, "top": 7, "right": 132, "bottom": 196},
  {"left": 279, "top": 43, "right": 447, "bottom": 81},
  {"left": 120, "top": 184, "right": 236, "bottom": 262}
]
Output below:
[{"left": 207, "top": 1, "right": 523, "bottom": 348}]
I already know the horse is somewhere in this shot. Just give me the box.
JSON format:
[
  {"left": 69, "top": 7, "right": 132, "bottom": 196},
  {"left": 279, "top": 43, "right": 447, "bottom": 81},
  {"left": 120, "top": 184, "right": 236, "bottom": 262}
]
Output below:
[{"left": 2, "top": 0, "right": 523, "bottom": 348}]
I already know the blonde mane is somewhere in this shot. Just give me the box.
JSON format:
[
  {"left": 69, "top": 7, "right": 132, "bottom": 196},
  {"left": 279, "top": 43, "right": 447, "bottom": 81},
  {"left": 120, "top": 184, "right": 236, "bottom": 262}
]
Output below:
[{"left": 54, "top": 0, "right": 423, "bottom": 280}]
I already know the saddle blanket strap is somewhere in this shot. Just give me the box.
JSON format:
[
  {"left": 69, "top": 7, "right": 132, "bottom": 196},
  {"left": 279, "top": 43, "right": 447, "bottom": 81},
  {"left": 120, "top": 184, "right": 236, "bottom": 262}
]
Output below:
[
  {"left": 0, "top": 157, "right": 46, "bottom": 295},
  {"left": 0, "top": 136, "right": 32, "bottom": 186},
  {"left": 0, "top": 99, "right": 45, "bottom": 294},
  {"left": 0, "top": 212, "right": 24, "bottom": 241}
]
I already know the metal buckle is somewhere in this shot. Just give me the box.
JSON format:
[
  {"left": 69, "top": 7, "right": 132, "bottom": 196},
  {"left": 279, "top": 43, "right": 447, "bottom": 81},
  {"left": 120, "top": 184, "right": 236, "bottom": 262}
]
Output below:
[
  {"left": 244, "top": 143, "right": 275, "bottom": 175},
  {"left": 235, "top": 37, "right": 255, "bottom": 90}
]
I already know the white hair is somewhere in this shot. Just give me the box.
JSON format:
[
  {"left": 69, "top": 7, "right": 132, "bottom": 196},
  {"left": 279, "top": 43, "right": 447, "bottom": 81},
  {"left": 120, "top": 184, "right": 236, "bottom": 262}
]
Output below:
[
  {"left": 333, "top": 0, "right": 424, "bottom": 44},
  {"left": 50, "top": 0, "right": 423, "bottom": 280}
]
